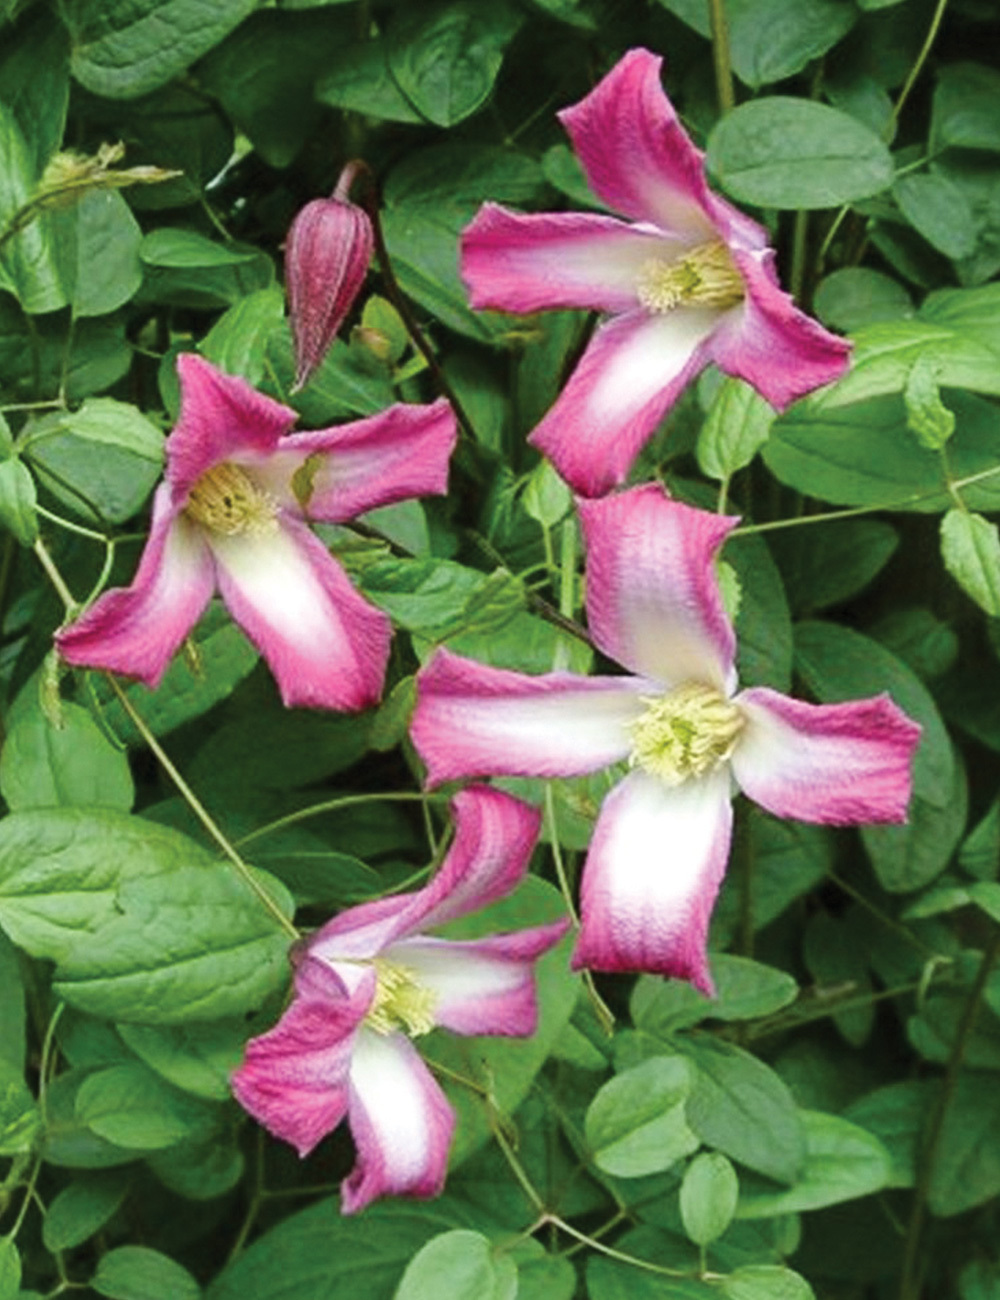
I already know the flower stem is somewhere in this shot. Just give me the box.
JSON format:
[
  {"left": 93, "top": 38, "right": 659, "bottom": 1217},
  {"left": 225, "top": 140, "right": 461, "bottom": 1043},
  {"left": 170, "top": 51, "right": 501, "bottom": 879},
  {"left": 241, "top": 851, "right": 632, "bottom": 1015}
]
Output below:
[
  {"left": 707, "top": 0, "right": 736, "bottom": 115},
  {"left": 103, "top": 674, "right": 299, "bottom": 941},
  {"left": 233, "top": 790, "right": 445, "bottom": 849},
  {"left": 32, "top": 538, "right": 76, "bottom": 612},
  {"left": 889, "top": 0, "right": 950, "bottom": 136}
]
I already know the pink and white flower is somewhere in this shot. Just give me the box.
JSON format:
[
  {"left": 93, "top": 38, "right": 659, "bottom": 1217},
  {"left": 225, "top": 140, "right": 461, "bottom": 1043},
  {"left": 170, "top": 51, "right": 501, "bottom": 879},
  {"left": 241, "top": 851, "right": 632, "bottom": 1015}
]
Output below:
[
  {"left": 56, "top": 354, "right": 457, "bottom": 711},
  {"left": 411, "top": 487, "right": 920, "bottom": 992},
  {"left": 231, "top": 786, "right": 569, "bottom": 1214},
  {"left": 460, "top": 48, "right": 851, "bottom": 497}
]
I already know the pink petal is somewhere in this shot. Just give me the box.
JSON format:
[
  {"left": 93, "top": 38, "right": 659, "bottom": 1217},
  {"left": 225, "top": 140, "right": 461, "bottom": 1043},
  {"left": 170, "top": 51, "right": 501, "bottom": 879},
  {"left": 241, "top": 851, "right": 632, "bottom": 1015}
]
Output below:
[
  {"left": 460, "top": 203, "right": 675, "bottom": 314},
  {"left": 388, "top": 921, "right": 570, "bottom": 1037},
  {"left": 731, "top": 688, "right": 921, "bottom": 825},
  {"left": 560, "top": 49, "right": 727, "bottom": 241},
  {"left": 166, "top": 354, "right": 297, "bottom": 500},
  {"left": 529, "top": 307, "right": 716, "bottom": 497},
  {"left": 579, "top": 486, "right": 739, "bottom": 690},
  {"left": 230, "top": 957, "right": 368, "bottom": 1158},
  {"left": 270, "top": 398, "right": 457, "bottom": 522},
  {"left": 573, "top": 768, "right": 733, "bottom": 993},
  {"left": 708, "top": 250, "right": 851, "bottom": 410},
  {"left": 342, "top": 1028, "right": 455, "bottom": 1214},
  {"left": 411, "top": 647, "right": 648, "bottom": 786},
  {"left": 310, "top": 786, "right": 543, "bottom": 962},
  {"left": 56, "top": 485, "right": 215, "bottom": 688},
  {"left": 211, "top": 513, "right": 389, "bottom": 711}
]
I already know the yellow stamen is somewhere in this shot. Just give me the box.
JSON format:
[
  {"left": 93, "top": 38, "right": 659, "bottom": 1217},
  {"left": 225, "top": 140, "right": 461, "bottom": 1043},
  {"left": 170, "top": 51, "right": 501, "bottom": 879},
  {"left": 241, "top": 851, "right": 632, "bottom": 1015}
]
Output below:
[
  {"left": 628, "top": 682, "right": 745, "bottom": 785},
  {"left": 635, "top": 240, "right": 744, "bottom": 314},
  {"left": 185, "top": 462, "right": 278, "bottom": 537},
  {"left": 365, "top": 959, "right": 437, "bottom": 1038}
]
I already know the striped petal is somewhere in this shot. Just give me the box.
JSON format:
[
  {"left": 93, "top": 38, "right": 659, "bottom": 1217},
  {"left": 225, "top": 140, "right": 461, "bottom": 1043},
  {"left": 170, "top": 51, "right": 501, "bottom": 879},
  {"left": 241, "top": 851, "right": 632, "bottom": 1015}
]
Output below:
[
  {"left": 732, "top": 688, "right": 921, "bottom": 825},
  {"left": 56, "top": 485, "right": 215, "bottom": 688},
  {"left": 412, "top": 647, "right": 647, "bottom": 785},
  {"left": 529, "top": 307, "right": 717, "bottom": 497},
  {"left": 579, "top": 486, "right": 739, "bottom": 690},
  {"left": 573, "top": 768, "right": 733, "bottom": 993},
  {"left": 461, "top": 203, "right": 675, "bottom": 314},
  {"left": 211, "top": 514, "right": 390, "bottom": 711},
  {"left": 342, "top": 1028, "right": 455, "bottom": 1214}
]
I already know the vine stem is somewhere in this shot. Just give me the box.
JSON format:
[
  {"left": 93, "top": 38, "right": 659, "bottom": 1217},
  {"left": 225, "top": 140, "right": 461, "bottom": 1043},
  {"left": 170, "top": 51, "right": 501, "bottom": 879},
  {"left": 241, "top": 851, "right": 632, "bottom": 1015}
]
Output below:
[
  {"left": 104, "top": 674, "right": 299, "bottom": 941},
  {"left": 898, "top": 927, "right": 1000, "bottom": 1300},
  {"left": 889, "top": 0, "right": 950, "bottom": 136},
  {"left": 233, "top": 790, "right": 446, "bottom": 849},
  {"left": 707, "top": 0, "right": 736, "bottom": 115}
]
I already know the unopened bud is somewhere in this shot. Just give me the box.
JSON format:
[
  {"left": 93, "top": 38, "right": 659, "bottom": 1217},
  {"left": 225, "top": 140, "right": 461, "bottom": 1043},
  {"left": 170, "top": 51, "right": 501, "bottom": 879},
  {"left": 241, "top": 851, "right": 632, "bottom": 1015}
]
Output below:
[{"left": 286, "top": 163, "right": 374, "bottom": 393}]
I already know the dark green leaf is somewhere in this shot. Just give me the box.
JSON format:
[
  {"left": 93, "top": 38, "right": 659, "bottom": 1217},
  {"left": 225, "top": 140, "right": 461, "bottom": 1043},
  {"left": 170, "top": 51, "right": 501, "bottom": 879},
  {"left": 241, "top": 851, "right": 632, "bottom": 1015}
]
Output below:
[
  {"left": 931, "top": 63, "right": 1000, "bottom": 153},
  {"left": 894, "top": 172, "right": 979, "bottom": 261},
  {"left": 43, "top": 1171, "right": 130, "bottom": 1251}
]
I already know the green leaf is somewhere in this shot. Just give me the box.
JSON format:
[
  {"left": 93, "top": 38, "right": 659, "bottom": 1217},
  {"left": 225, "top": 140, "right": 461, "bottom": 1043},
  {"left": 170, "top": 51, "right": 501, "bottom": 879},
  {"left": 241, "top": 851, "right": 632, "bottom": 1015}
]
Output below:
[
  {"left": 359, "top": 558, "right": 523, "bottom": 639},
  {"left": 794, "top": 620, "right": 949, "bottom": 804},
  {"left": 147, "top": 1130, "right": 244, "bottom": 1201},
  {"left": 386, "top": 1, "right": 523, "bottom": 127},
  {"left": 685, "top": 1037, "right": 804, "bottom": 1184},
  {"left": 23, "top": 397, "right": 163, "bottom": 526},
  {"left": 736, "top": 1111, "right": 891, "bottom": 1217},
  {"left": 0, "top": 15, "right": 70, "bottom": 175},
  {"left": 585, "top": 1055, "right": 699, "bottom": 1178},
  {"left": 588, "top": 1249, "right": 716, "bottom": 1300},
  {"left": 117, "top": 1021, "right": 245, "bottom": 1101},
  {"left": 931, "top": 63, "right": 1000, "bottom": 154},
  {"left": 68, "top": 0, "right": 260, "bottom": 99},
  {"left": 91, "top": 1245, "right": 200, "bottom": 1300},
  {"left": 0, "top": 1239, "right": 20, "bottom": 1300},
  {"left": 680, "top": 1152, "right": 739, "bottom": 1246},
  {"left": 43, "top": 1171, "right": 129, "bottom": 1251},
  {"left": 770, "top": 519, "right": 898, "bottom": 616},
  {"left": 728, "top": 532, "right": 793, "bottom": 691},
  {"left": 0, "top": 456, "right": 37, "bottom": 545},
  {"left": 941, "top": 509, "right": 1000, "bottom": 615},
  {"left": 844, "top": 1080, "right": 931, "bottom": 1189},
  {"left": 200, "top": 287, "right": 286, "bottom": 386},
  {"left": 0, "top": 809, "right": 293, "bottom": 1023},
  {"left": 0, "top": 1057, "right": 39, "bottom": 1156},
  {"left": 929, "top": 1072, "right": 1000, "bottom": 1215},
  {"left": 721, "top": 1266, "right": 814, "bottom": 1300},
  {"left": 813, "top": 267, "right": 913, "bottom": 333},
  {"left": 631, "top": 955, "right": 798, "bottom": 1035},
  {"left": 393, "top": 1230, "right": 517, "bottom": 1300},
  {"left": 904, "top": 356, "right": 955, "bottom": 450},
  {"left": 0, "top": 696, "right": 134, "bottom": 812},
  {"left": 697, "top": 378, "right": 774, "bottom": 481},
  {"left": 894, "top": 172, "right": 979, "bottom": 261},
  {"left": 75, "top": 1062, "right": 214, "bottom": 1149},
  {"left": 72, "top": 190, "right": 143, "bottom": 317},
  {"left": 0, "top": 931, "right": 25, "bottom": 1071},
  {"left": 961, "top": 1259, "right": 1000, "bottom": 1300},
  {"left": 959, "top": 798, "right": 1000, "bottom": 880},
  {"left": 140, "top": 228, "right": 259, "bottom": 269},
  {"left": 521, "top": 460, "right": 571, "bottom": 529},
  {"left": 315, "top": 36, "right": 425, "bottom": 124},
  {"left": 0, "top": 102, "right": 69, "bottom": 313},
  {"left": 707, "top": 98, "right": 893, "bottom": 209},
  {"left": 43, "top": 1069, "right": 140, "bottom": 1169}
]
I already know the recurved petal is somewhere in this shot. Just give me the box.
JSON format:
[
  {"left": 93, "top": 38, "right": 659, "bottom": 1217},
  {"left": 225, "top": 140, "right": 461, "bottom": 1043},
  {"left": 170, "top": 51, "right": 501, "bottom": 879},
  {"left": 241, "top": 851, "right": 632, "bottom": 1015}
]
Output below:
[
  {"left": 528, "top": 307, "right": 716, "bottom": 497},
  {"left": 56, "top": 485, "right": 215, "bottom": 688},
  {"left": 388, "top": 921, "right": 570, "bottom": 1037},
  {"left": 579, "top": 486, "right": 739, "bottom": 691},
  {"left": 731, "top": 688, "right": 921, "bottom": 825},
  {"left": 573, "top": 768, "right": 733, "bottom": 993},
  {"left": 166, "top": 354, "right": 298, "bottom": 500},
  {"left": 342, "top": 1028, "right": 455, "bottom": 1214},
  {"left": 211, "top": 513, "right": 390, "bottom": 711},
  {"left": 309, "top": 786, "right": 542, "bottom": 962},
  {"left": 708, "top": 249, "right": 851, "bottom": 410},
  {"left": 230, "top": 957, "right": 367, "bottom": 1158},
  {"left": 268, "top": 398, "right": 457, "bottom": 522},
  {"left": 460, "top": 203, "right": 674, "bottom": 314},
  {"left": 559, "top": 48, "right": 718, "bottom": 239},
  {"left": 411, "top": 647, "right": 648, "bottom": 786}
]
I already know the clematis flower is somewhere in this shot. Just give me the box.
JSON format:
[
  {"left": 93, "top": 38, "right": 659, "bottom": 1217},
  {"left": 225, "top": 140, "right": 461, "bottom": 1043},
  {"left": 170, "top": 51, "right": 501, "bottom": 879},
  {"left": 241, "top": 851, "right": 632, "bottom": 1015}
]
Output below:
[
  {"left": 56, "top": 354, "right": 457, "bottom": 712},
  {"left": 231, "top": 786, "right": 569, "bottom": 1214},
  {"left": 411, "top": 486, "right": 920, "bottom": 992},
  {"left": 286, "top": 161, "right": 374, "bottom": 392},
  {"left": 460, "top": 48, "right": 851, "bottom": 497}
]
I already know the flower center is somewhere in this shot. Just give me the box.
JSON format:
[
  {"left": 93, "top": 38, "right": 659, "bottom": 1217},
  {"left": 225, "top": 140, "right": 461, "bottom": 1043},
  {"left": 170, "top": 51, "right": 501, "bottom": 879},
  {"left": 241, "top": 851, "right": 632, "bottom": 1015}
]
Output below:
[
  {"left": 635, "top": 240, "right": 744, "bottom": 314},
  {"left": 185, "top": 462, "right": 278, "bottom": 537},
  {"left": 628, "top": 682, "right": 745, "bottom": 785},
  {"left": 365, "top": 959, "right": 437, "bottom": 1038}
]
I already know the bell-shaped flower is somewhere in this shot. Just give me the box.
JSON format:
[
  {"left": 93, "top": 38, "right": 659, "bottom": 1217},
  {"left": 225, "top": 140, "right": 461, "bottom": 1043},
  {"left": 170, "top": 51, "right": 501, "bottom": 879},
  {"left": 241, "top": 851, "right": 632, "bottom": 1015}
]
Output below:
[
  {"left": 56, "top": 354, "right": 457, "bottom": 712},
  {"left": 286, "top": 162, "right": 374, "bottom": 392},
  {"left": 231, "top": 786, "right": 569, "bottom": 1214},
  {"left": 460, "top": 48, "right": 851, "bottom": 497},
  {"left": 411, "top": 487, "right": 920, "bottom": 992}
]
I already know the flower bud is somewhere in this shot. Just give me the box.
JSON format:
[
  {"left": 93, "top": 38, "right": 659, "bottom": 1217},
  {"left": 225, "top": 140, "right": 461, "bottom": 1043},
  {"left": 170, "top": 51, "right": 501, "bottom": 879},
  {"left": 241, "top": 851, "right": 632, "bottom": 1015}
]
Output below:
[{"left": 286, "top": 165, "right": 374, "bottom": 392}]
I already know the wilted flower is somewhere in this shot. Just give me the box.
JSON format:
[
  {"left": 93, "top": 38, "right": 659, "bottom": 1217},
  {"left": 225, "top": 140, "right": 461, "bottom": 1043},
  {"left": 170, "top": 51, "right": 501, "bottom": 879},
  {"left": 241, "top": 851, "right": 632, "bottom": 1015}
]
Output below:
[
  {"left": 231, "top": 786, "right": 569, "bottom": 1214},
  {"left": 286, "top": 162, "right": 374, "bottom": 392},
  {"left": 57, "top": 354, "right": 456, "bottom": 712},
  {"left": 412, "top": 487, "right": 920, "bottom": 991},
  {"left": 460, "top": 48, "right": 851, "bottom": 497}
]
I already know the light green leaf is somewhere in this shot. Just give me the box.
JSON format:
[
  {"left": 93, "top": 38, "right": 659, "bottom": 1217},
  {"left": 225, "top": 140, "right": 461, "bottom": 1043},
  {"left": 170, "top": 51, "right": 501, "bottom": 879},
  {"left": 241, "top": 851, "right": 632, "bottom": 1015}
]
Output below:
[
  {"left": 931, "top": 62, "right": 1000, "bottom": 154},
  {"left": 697, "top": 377, "right": 774, "bottom": 481},
  {"left": 73, "top": 189, "right": 143, "bottom": 317},
  {"left": 394, "top": 1231, "right": 516, "bottom": 1300},
  {"left": 0, "top": 1239, "right": 20, "bottom": 1300},
  {"left": 200, "top": 287, "right": 286, "bottom": 386},
  {"left": 721, "top": 1266, "right": 814, "bottom": 1300},
  {"left": 844, "top": 1080, "right": 932, "bottom": 1189},
  {"left": 117, "top": 1021, "right": 245, "bottom": 1101},
  {"left": 585, "top": 1055, "right": 699, "bottom": 1178},
  {"left": 522, "top": 459, "right": 572, "bottom": 529},
  {"left": 91, "top": 1245, "right": 200, "bottom": 1300},
  {"left": 929, "top": 1072, "right": 1000, "bottom": 1215},
  {"left": 0, "top": 102, "right": 69, "bottom": 313},
  {"left": 894, "top": 171, "right": 979, "bottom": 261},
  {"left": 140, "top": 228, "right": 259, "bottom": 269},
  {"left": 814, "top": 267, "right": 913, "bottom": 333},
  {"left": 0, "top": 456, "right": 37, "bottom": 545},
  {"left": 0, "top": 697, "right": 134, "bottom": 812},
  {"left": 940, "top": 509, "right": 1000, "bottom": 616},
  {"left": 904, "top": 356, "right": 955, "bottom": 449},
  {"left": 680, "top": 1152, "right": 740, "bottom": 1246},
  {"left": 707, "top": 98, "right": 893, "bottom": 209},
  {"left": 75, "top": 1062, "right": 213, "bottom": 1149},
  {"left": 631, "top": 955, "right": 798, "bottom": 1035}
]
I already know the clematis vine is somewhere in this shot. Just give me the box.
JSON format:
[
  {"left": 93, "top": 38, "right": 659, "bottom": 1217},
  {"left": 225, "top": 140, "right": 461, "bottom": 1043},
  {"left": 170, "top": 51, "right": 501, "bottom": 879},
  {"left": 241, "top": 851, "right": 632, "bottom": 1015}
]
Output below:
[
  {"left": 231, "top": 786, "right": 569, "bottom": 1214},
  {"left": 56, "top": 354, "right": 457, "bottom": 712},
  {"left": 411, "top": 487, "right": 920, "bottom": 992},
  {"left": 460, "top": 48, "right": 851, "bottom": 497}
]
